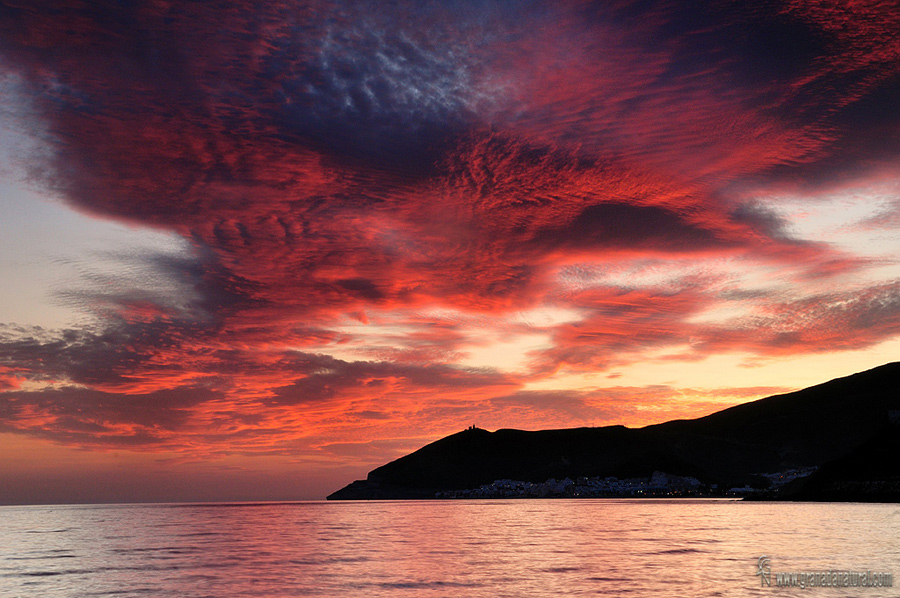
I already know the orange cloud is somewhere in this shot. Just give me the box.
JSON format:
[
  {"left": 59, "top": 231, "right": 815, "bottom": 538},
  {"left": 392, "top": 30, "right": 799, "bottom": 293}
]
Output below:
[{"left": 1, "top": 0, "right": 899, "bottom": 493}]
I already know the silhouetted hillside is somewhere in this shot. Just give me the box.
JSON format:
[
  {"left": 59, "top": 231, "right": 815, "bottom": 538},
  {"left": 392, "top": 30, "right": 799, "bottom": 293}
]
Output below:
[
  {"left": 327, "top": 362, "right": 900, "bottom": 500},
  {"left": 753, "top": 426, "right": 900, "bottom": 502}
]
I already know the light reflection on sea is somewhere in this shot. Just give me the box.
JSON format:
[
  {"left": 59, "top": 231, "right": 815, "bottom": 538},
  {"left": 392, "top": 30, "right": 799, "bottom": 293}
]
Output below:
[{"left": 1, "top": 499, "right": 897, "bottom": 597}]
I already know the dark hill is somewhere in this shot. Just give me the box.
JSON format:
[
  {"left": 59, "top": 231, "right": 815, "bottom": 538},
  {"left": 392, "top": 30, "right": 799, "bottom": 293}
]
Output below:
[
  {"left": 753, "top": 427, "right": 900, "bottom": 502},
  {"left": 327, "top": 362, "right": 900, "bottom": 500}
]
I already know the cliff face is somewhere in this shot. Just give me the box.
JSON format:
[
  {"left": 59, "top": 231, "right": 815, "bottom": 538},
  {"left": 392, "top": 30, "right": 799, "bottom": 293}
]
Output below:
[{"left": 327, "top": 362, "right": 900, "bottom": 500}]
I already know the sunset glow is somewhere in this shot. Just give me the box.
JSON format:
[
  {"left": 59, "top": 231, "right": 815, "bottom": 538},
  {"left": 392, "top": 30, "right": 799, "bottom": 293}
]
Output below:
[{"left": 1, "top": 0, "right": 899, "bottom": 502}]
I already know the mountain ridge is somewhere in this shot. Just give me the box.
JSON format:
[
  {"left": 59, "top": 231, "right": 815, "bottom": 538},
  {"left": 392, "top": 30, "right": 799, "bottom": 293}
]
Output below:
[{"left": 328, "top": 362, "right": 900, "bottom": 500}]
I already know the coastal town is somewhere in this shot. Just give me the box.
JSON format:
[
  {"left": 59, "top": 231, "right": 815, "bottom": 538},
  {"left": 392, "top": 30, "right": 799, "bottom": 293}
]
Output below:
[{"left": 435, "top": 468, "right": 818, "bottom": 499}]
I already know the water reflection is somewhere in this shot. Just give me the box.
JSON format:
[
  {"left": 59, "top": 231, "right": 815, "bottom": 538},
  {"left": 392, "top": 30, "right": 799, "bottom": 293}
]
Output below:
[{"left": 0, "top": 500, "right": 897, "bottom": 597}]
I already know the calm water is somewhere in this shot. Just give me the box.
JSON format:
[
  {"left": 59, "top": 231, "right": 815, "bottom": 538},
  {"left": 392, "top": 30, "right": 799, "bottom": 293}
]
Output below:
[{"left": 1, "top": 499, "right": 897, "bottom": 597}]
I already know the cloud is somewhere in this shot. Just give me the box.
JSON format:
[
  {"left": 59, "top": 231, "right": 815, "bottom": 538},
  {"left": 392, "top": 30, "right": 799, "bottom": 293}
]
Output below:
[
  {"left": 488, "top": 384, "right": 796, "bottom": 429},
  {"left": 1, "top": 0, "right": 899, "bottom": 462},
  {"left": 0, "top": 386, "right": 218, "bottom": 447}
]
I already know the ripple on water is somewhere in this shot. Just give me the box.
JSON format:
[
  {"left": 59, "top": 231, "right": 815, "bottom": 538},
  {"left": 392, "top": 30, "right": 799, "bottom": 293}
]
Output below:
[{"left": 1, "top": 500, "right": 897, "bottom": 598}]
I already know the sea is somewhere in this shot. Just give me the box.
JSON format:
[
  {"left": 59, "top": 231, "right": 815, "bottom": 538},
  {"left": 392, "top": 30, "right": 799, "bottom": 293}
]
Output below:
[{"left": 1, "top": 499, "right": 897, "bottom": 597}]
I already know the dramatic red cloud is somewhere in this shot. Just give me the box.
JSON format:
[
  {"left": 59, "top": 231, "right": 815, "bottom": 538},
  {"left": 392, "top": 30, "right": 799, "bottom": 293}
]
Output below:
[{"left": 1, "top": 0, "right": 900, "bottom": 499}]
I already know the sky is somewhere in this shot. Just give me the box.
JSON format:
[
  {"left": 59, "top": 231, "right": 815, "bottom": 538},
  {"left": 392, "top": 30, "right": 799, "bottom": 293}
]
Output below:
[{"left": 1, "top": 0, "right": 900, "bottom": 504}]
